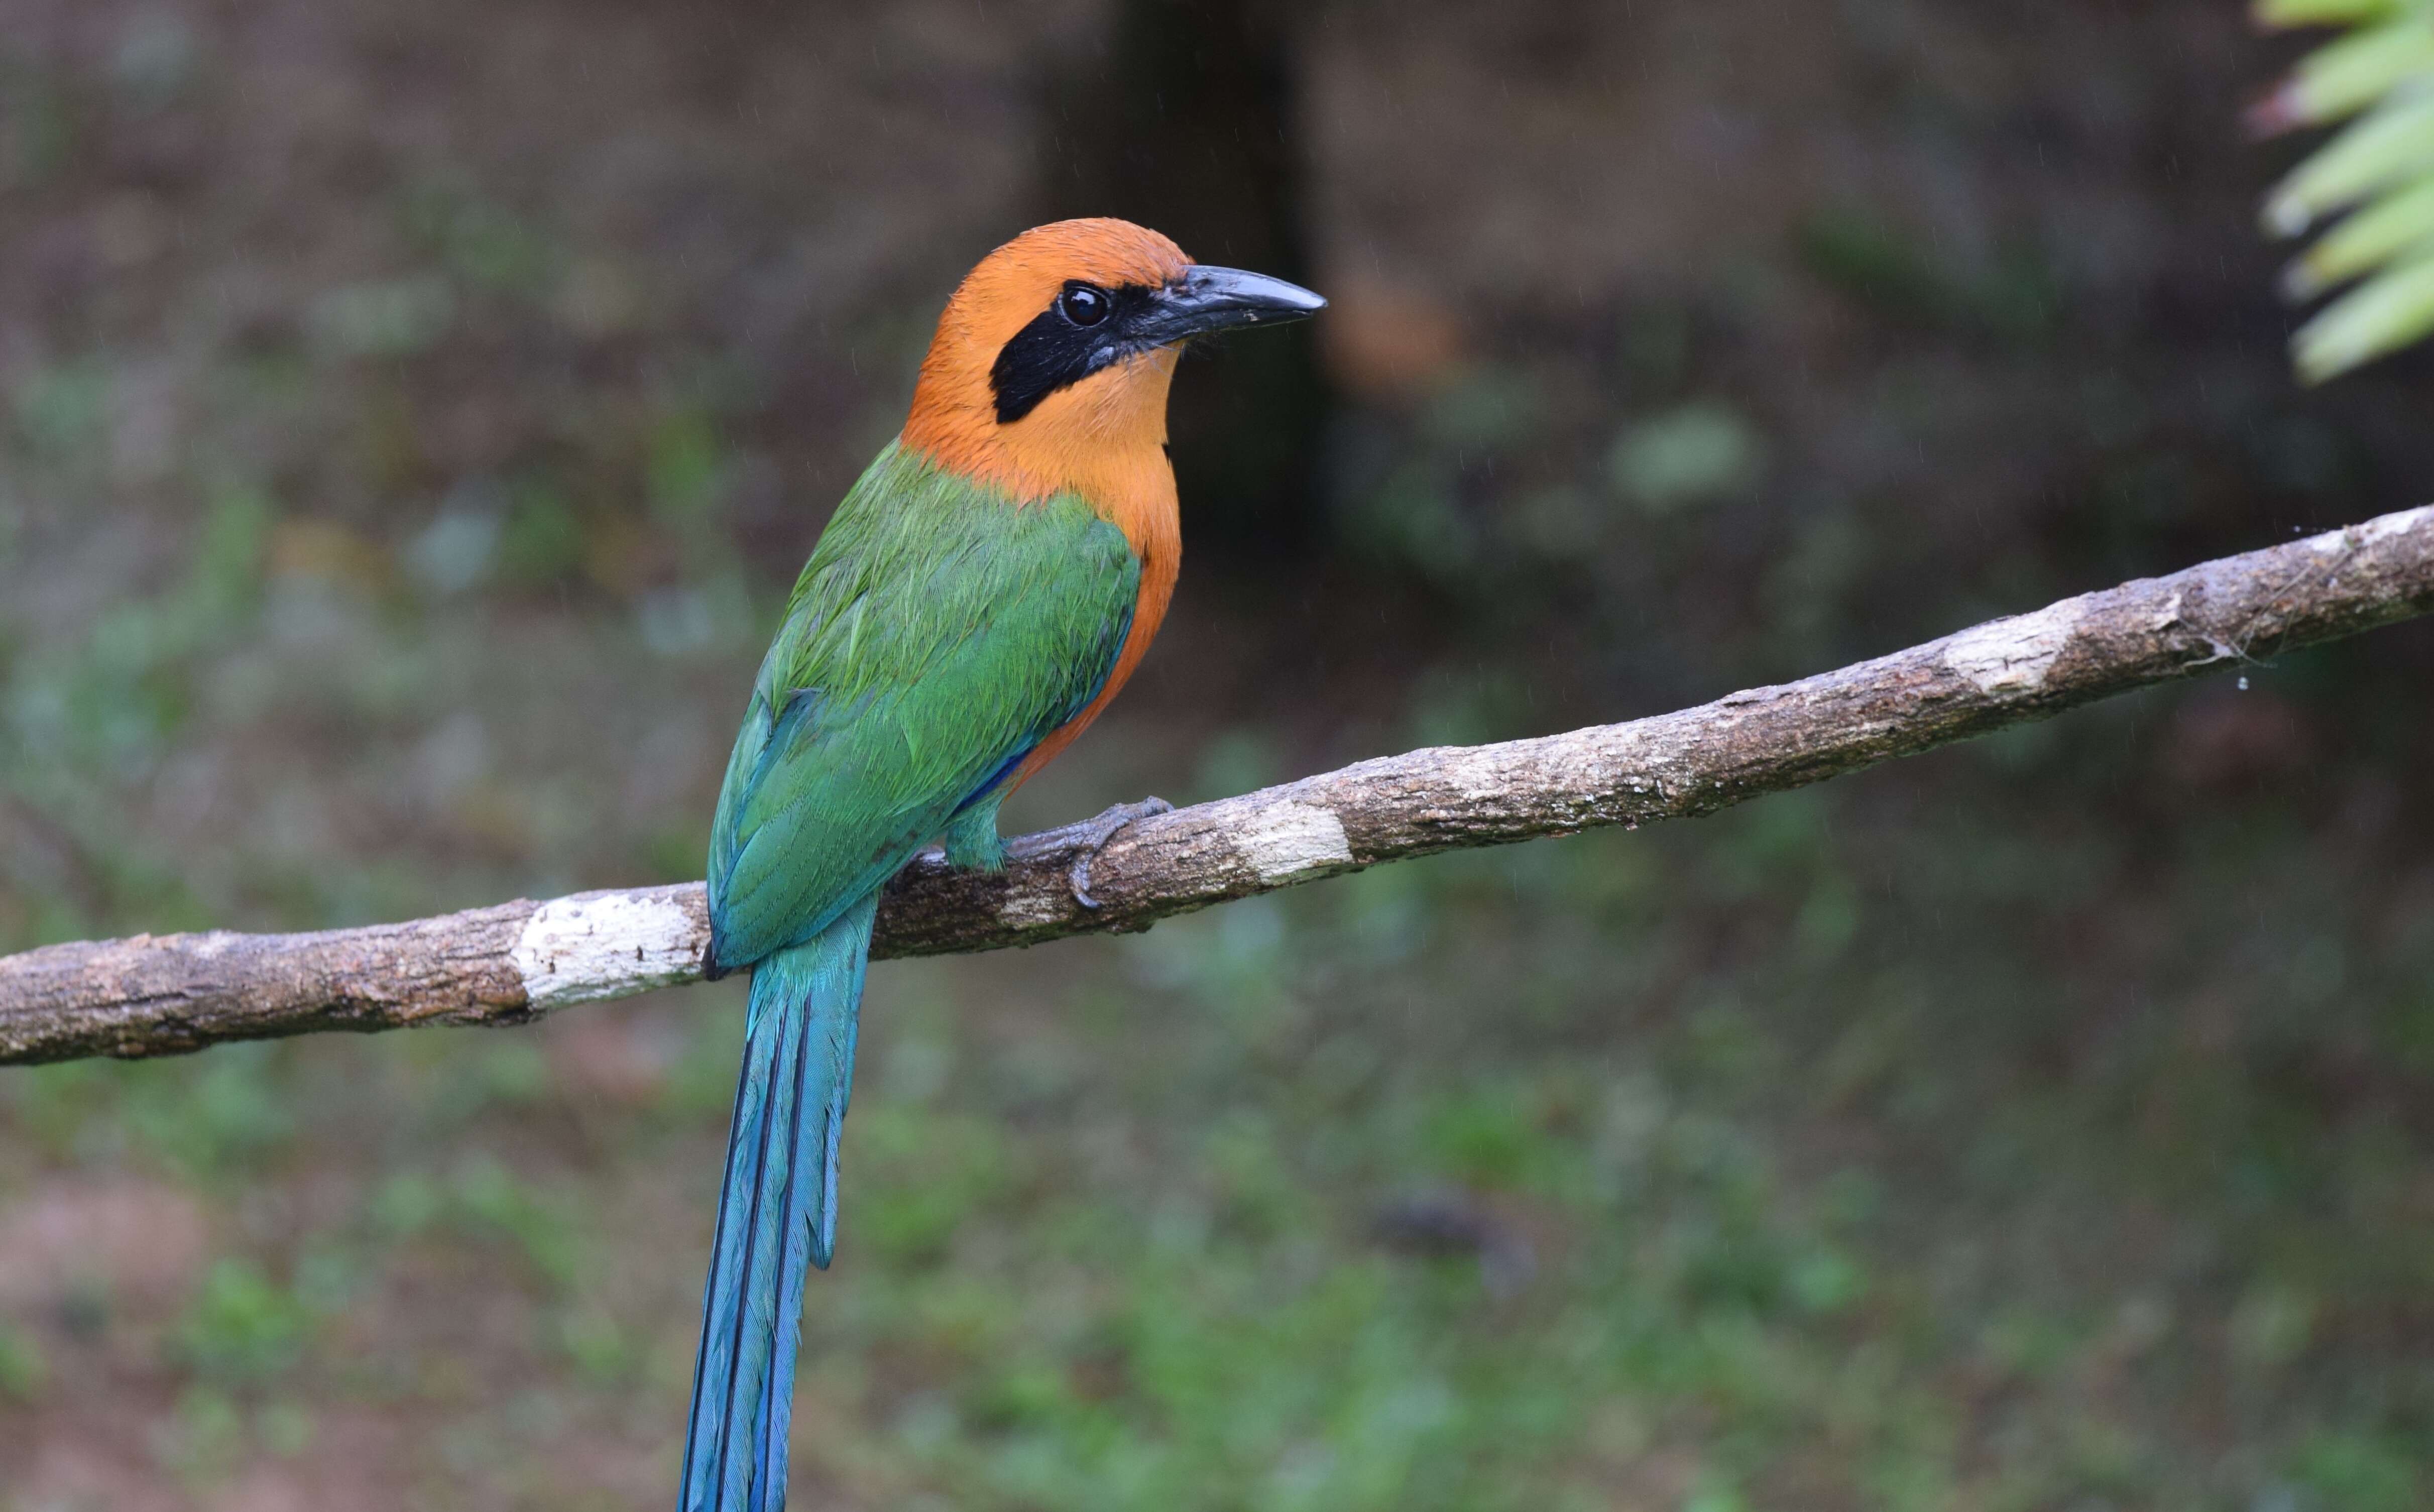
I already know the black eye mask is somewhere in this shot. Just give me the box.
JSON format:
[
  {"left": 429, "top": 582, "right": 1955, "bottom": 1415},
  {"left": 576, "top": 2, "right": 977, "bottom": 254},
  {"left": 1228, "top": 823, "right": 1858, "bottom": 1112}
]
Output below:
[
  {"left": 988, "top": 280, "right": 1162, "bottom": 425},
  {"left": 986, "top": 266, "right": 1325, "bottom": 426}
]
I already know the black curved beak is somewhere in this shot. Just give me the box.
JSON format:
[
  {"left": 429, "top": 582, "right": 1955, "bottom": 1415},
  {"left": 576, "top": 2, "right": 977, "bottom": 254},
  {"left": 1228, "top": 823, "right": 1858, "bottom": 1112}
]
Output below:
[{"left": 1133, "top": 265, "right": 1326, "bottom": 346}]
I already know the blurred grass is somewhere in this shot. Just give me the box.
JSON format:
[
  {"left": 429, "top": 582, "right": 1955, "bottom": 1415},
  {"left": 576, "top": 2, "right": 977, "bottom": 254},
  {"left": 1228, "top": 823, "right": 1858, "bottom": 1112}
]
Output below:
[{"left": 8, "top": 672, "right": 2434, "bottom": 1507}]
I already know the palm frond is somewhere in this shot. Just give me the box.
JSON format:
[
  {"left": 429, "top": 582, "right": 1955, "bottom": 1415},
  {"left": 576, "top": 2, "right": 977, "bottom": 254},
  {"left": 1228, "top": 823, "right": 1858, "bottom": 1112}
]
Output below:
[{"left": 2255, "top": 0, "right": 2434, "bottom": 381}]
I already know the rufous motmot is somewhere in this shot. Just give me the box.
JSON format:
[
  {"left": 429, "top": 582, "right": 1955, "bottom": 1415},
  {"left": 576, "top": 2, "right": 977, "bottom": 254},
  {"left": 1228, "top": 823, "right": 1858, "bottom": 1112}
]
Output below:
[{"left": 681, "top": 218, "right": 1323, "bottom": 1511}]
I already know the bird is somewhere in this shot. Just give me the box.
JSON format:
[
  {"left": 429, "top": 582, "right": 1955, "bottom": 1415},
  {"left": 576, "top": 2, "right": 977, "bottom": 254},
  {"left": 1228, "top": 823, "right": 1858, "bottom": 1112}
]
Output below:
[{"left": 679, "top": 217, "right": 1323, "bottom": 1512}]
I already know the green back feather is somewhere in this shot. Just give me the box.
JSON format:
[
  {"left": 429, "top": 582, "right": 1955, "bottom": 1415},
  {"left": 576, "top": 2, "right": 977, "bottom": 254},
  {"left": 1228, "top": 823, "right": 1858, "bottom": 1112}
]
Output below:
[{"left": 706, "top": 442, "right": 1140, "bottom": 970}]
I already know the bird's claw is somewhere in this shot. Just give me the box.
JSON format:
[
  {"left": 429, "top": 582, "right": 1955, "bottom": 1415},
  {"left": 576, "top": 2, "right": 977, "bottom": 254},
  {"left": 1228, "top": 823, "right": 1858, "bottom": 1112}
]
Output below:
[{"left": 1067, "top": 796, "right": 1173, "bottom": 909}]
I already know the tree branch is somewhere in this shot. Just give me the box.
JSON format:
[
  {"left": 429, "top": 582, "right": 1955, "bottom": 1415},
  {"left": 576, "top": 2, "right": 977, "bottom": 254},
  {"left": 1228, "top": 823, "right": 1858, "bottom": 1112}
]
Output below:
[{"left": 5, "top": 505, "right": 2430, "bottom": 1067}]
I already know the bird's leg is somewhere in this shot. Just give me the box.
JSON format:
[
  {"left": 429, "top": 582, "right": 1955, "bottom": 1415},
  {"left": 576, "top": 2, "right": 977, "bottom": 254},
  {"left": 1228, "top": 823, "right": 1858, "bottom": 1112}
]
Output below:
[
  {"left": 940, "top": 794, "right": 1009, "bottom": 873},
  {"left": 1066, "top": 796, "right": 1172, "bottom": 909}
]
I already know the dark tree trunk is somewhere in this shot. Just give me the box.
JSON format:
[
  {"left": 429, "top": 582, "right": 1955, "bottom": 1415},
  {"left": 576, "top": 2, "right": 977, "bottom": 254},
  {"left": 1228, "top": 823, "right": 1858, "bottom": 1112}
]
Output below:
[{"left": 1037, "top": 0, "right": 1332, "bottom": 563}]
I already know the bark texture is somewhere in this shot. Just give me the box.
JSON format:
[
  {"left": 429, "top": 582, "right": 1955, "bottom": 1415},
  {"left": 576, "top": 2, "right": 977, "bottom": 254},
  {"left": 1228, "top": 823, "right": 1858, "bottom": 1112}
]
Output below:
[{"left": 5, "top": 505, "right": 2430, "bottom": 1066}]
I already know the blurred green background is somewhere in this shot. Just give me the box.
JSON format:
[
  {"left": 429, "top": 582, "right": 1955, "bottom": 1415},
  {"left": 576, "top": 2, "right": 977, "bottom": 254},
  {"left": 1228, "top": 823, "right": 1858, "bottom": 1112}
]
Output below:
[{"left": 5, "top": 2, "right": 2434, "bottom": 1508}]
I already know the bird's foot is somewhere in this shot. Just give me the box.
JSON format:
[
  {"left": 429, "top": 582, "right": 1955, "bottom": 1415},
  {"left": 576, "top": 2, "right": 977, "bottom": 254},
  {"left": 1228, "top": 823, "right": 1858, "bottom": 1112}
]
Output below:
[{"left": 1067, "top": 797, "right": 1172, "bottom": 909}]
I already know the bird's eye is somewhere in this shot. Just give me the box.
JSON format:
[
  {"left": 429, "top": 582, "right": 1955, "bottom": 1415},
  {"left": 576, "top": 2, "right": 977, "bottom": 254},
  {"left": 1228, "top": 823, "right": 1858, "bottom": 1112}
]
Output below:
[{"left": 1057, "top": 283, "right": 1111, "bottom": 327}]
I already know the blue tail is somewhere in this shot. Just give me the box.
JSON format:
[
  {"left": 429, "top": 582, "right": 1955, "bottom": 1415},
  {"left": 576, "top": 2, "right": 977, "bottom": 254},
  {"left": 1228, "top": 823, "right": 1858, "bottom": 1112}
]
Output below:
[{"left": 678, "top": 892, "right": 878, "bottom": 1512}]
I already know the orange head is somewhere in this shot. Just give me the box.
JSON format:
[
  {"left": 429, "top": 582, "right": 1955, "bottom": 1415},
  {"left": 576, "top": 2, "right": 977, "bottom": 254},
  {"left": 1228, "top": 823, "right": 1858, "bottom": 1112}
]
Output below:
[{"left": 899, "top": 218, "right": 1323, "bottom": 516}]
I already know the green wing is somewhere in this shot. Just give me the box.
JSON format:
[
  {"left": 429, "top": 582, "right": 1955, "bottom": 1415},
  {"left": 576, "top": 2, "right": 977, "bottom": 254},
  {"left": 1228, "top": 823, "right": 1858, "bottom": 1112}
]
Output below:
[{"left": 706, "top": 443, "right": 1139, "bottom": 972}]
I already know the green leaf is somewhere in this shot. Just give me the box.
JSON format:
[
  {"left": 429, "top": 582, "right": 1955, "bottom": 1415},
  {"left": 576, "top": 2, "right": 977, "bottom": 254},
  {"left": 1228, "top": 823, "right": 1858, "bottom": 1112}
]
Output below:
[
  {"left": 2263, "top": 91, "right": 2434, "bottom": 236},
  {"left": 2259, "top": 16, "right": 2434, "bottom": 129},
  {"left": 2294, "top": 252, "right": 2434, "bottom": 380},
  {"left": 2285, "top": 175, "right": 2434, "bottom": 294},
  {"left": 2256, "top": 0, "right": 2414, "bottom": 28},
  {"left": 2259, "top": 0, "right": 2434, "bottom": 378}
]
